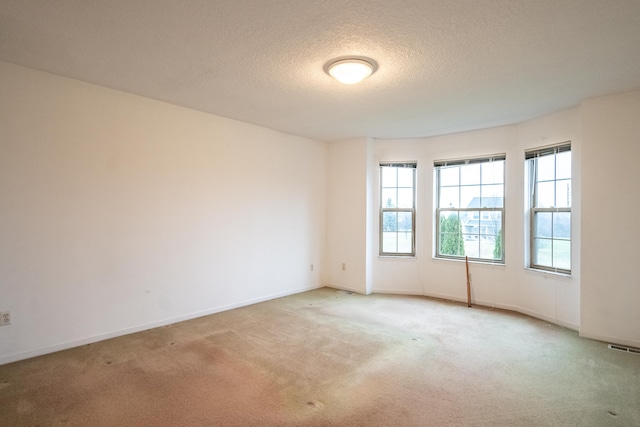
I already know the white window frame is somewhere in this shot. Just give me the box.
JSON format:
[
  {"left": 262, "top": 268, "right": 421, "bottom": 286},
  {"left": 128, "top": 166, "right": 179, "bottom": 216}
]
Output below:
[
  {"left": 434, "top": 155, "right": 505, "bottom": 263},
  {"left": 380, "top": 163, "right": 416, "bottom": 256},
  {"left": 526, "top": 143, "right": 571, "bottom": 274}
]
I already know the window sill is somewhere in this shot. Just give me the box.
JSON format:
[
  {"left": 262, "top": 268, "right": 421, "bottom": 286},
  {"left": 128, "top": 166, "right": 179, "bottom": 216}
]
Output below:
[
  {"left": 378, "top": 255, "right": 416, "bottom": 260},
  {"left": 524, "top": 267, "right": 572, "bottom": 279}
]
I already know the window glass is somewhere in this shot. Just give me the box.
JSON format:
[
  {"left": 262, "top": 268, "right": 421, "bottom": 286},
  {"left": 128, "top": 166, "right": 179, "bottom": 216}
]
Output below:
[
  {"left": 435, "top": 157, "right": 505, "bottom": 262},
  {"left": 527, "top": 144, "right": 571, "bottom": 273},
  {"left": 553, "top": 212, "right": 571, "bottom": 239},
  {"left": 482, "top": 161, "right": 504, "bottom": 184},
  {"left": 534, "top": 239, "right": 552, "bottom": 266},
  {"left": 397, "top": 188, "right": 413, "bottom": 208},
  {"left": 460, "top": 164, "right": 480, "bottom": 185},
  {"left": 535, "top": 212, "right": 552, "bottom": 238},
  {"left": 553, "top": 240, "right": 571, "bottom": 270},
  {"left": 397, "top": 167, "right": 414, "bottom": 187},
  {"left": 536, "top": 182, "right": 555, "bottom": 208},
  {"left": 439, "top": 211, "right": 464, "bottom": 257},
  {"left": 460, "top": 186, "right": 480, "bottom": 208},
  {"left": 439, "top": 187, "right": 459, "bottom": 209},
  {"left": 556, "top": 151, "right": 571, "bottom": 180},
  {"left": 382, "top": 232, "right": 397, "bottom": 253},
  {"left": 382, "top": 188, "right": 397, "bottom": 208},
  {"left": 439, "top": 167, "right": 459, "bottom": 186},
  {"left": 537, "top": 155, "right": 555, "bottom": 181},
  {"left": 481, "top": 184, "right": 504, "bottom": 206},
  {"left": 381, "top": 166, "right": 397, "bottom": 187},
  {"left": 555, "top": 180, "right": 571, "bottom": 208},
  {"left": 380, "top": 164, "right": 416, "bottom": 256}
]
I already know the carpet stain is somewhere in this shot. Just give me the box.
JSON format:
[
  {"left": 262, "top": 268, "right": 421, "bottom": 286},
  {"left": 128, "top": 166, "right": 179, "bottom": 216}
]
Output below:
[
  {"left": 306, "top": 400, "right": 325, "bottom": 410},
  {"left": 2, "top": 288, "right": 639, "bottom": 426}
]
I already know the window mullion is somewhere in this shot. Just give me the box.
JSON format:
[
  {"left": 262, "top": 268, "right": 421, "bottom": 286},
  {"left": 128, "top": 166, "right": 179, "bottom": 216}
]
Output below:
[
  {"left": 527, "top": 143, "right": 572, "bottom": 273},
  {"left": 380, "top": 163, "right": 416, "bottom": 256},
  {"left": 435, "top": 156, "right": 505, "bottom": 262}
]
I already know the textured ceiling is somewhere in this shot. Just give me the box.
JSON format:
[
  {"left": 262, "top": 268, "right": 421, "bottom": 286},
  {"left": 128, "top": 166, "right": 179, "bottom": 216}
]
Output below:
[{"left": 1, "top": 1, "right": 640, "bottom": 142}]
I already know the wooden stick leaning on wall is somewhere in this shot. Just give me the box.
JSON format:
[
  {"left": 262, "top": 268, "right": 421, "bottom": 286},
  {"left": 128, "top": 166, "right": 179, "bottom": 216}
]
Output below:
[{"left": 465, "top": 256, "right": 472, "bottom": 308}]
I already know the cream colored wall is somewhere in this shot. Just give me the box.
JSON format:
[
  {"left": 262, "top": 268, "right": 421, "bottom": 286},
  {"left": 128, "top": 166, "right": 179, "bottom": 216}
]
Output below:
[
  {"left": 580, "top": 90, "right": 640, "bottom": 348},
  {"left": 0, "top": 61, "right": 327, "bottom": 363},
  {"left": 325, "top": 138, "right": 370, "bottom": 294}
]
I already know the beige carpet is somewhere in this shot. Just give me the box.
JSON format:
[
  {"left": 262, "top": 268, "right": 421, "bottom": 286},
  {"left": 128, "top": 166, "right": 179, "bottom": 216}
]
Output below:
[{"left": 1, "top": 287, "right": 639, "bottom": 426}]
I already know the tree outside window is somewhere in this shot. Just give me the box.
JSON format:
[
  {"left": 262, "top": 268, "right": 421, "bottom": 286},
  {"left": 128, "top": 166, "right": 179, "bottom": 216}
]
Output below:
[{"left": 435, "top": 156, "right": 505, "bottom": 262}]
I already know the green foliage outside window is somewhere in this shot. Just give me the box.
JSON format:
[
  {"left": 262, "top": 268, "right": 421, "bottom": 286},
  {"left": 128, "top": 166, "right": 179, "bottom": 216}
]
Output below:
[
  {"left": 493, "top": 228, "right": 503, "bottom": 260},
  {"left": 440, "top": 214, "right": 465, "bottom": 256}
]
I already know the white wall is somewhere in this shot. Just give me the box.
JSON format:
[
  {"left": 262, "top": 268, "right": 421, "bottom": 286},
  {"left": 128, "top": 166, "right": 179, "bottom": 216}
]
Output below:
[
  {"left": 0, "top": 61, "right": 327, "bottom": 364},
  {"left": 328, "top": 109, "right": 582, "bottom": 330},
  {"left": 325, "top": 138, "right": 370, "bottom": 294},
  {"left": 580, "top": 90, "right": 640, "bottom": 348}
]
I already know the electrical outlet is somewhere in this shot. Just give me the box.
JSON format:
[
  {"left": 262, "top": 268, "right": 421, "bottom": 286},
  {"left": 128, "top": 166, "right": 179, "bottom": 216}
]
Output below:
[{"left": 0, "top": 311, "right": 11, "bottom": 326}]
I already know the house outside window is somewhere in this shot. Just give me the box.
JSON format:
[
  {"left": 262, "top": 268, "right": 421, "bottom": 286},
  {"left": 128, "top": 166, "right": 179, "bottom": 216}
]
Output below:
[
  {"left": 435, "top": 155, "right": 505, "bottom": 262},
  {"left": 526, "top": 143, "right": 571, "bottom": 274},
  {"left": 380, "top": 163, "right": 416, "bottom": 256}
]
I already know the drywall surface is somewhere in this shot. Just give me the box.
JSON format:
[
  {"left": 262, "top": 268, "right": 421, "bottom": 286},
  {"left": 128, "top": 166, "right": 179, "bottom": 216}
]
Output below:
[
  {"left": 580, "top": 90, "right": 640, "bottom": 347},
  {"left": 371, "top": 108, "right": 581, "bottom": 329},
  {"left": 325, "top": 139, "right": 369, "bottom": 294},
  {"left": 0, "top": 61, "right": 327, "bottom": 363}
]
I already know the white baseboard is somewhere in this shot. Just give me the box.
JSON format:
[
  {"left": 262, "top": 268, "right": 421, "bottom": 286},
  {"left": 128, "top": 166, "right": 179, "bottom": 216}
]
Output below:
[
  {"left": 516, "top": 307, "right": 579, "bottom": 331},
  {"left": 579, "top": 331, "right": 640, "bottom": 349},
  {"left": 373, "top": 288, "right": 423, "bottom": 296},
  {"left": 420, "top": 290, "right": 579, "bottom": 331},
  {"left": 0, "top": 284, "right": 323, "bottom": 366}
]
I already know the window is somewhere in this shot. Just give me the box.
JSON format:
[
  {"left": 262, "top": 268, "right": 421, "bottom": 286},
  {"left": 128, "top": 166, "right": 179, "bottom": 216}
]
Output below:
[
  {"left": 380, "top": 163, "right": 416, "bottom": 256},
  {"left": 526, "top": 143, "right": 571, "bottom": 273},
  {"left": 435, "top": 155, "right": 505, "bottom": 262}
]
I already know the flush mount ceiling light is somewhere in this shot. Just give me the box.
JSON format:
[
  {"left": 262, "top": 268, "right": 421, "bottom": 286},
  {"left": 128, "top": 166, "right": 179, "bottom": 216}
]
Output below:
[{"left": 326, "top": 57, "right": 377, "bottom": 84}]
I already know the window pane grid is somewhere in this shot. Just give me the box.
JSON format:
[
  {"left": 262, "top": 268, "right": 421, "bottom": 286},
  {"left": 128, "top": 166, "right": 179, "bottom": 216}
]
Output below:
[
  {"left": 527, "top": 144, "right": 571, "bottom": 273},
  {"left": 380, "top": 164, "right": 416, "bottom": 256},
  {"left": 435, "top": 158, "right": 505, "bottom": 263}
]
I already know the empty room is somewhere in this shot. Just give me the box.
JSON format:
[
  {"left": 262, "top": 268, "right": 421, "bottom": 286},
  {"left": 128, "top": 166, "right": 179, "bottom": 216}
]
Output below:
[{"left": 1, "top": 1, "right": 639, "bottom": 425}]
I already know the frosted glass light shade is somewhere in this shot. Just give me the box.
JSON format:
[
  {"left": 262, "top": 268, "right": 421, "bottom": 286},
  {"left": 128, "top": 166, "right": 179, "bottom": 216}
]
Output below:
[{"left": 328, "top": 59, "right": 374, "bottom": 84}]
